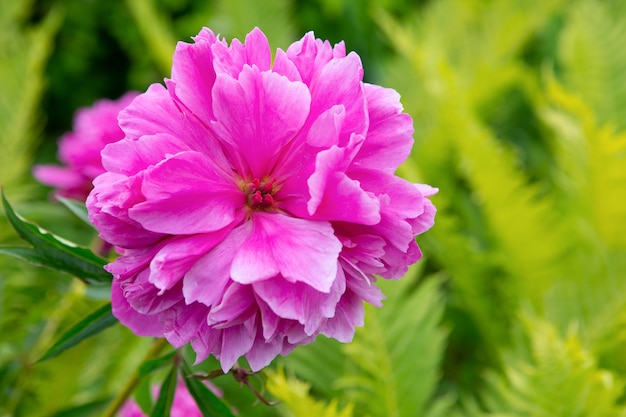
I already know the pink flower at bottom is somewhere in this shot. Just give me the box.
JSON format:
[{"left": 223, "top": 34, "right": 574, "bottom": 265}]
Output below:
[
  {"left": 118, "top": 378, "right": 218, "bottom": 417},
  {"left": 33, "top": 92, "right": 139, "bottom": 200},
  {"left": 88, "top": 27, "right": 437, "bottom": 372}
]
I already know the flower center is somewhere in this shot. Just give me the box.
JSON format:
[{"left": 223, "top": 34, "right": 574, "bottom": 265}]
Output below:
[{"left": 244, "top": 177, "right": 277, "bottom": 210}]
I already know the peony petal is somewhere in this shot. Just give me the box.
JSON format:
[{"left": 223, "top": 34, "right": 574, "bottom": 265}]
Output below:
[
  {"left": 190, "top": 321, "right": 222, "bottom": 364},
  {"left": 272, "top": 48, "right": 302, "bottom": 82},
  {"left": 101, "top": 134, "right": 189, "bottom": 176},
  {"left": 219, "top": 318, "right": 256, "bottom": 372},
  {"left": 111, "top": 281, "right": 163, "bottom": 337},
  {"left": 118, "top": 83, "right": 214, "bottom": 155},
  {"left": 285, "top": 32, "right": 345, "bottom": 86},
  {"left": 123, "top": 270, "right": 183, "bottom": 315},
  {"left": 307, "top": 52, "right": 367, "bottom": 144},
  {"left": 409, "top": 197, "right": 437, "bottom": 235},
  {"left": 243, "top": 27, "right": 272, "bottom": 71},
  {"left": 170, "top": 28, "right": 220, "bottom": 123},
  {"left": 183, "top": 223, "right": 250, "bottom": 306},
  {"left": 253, "top": 267, "right": 345, "bottom": 335},
  {"left": 349, "top": 167, "right": 426, "bottom": 219},
  {"left": 33, "top": 165, "right": 88, "bottom": 198},
  {"left": 320, "top": 289, "right": 364, "bottom": 342},
  {"left": 211, "top": 67, "right": 311, "bottom": 178},
  {"left": 230, "top": 212, "right": 341, "bottom": 292},
  {"left": 355, "top": 83, "right": 414, "bottom": 172},
  {"left": 207, "top": 283, "right": 257, "bottom": 328},
  {"left": 246, "top": 335, "right": 283, "bottom": 371},
  {"left": 149, "top": 230, "right": 232, "bottom": 292},
  {"left": 307, "top": 141, "right": 380, "bottom": 225},
  {"left": 306, "top": 104, "right": 345, "bottom": 148},
  {"left": 129, "top": 151, "right": 244, "bottom": 234},
  {"left": 162, "top": 302, "right": 208, "bottom": 347},
  {"left": 88, "top": 173, "right": 165, "bottom": 248}
]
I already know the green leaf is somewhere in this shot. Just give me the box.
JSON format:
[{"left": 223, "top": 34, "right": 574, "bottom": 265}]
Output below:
[
  {"left": 139, "top": 351, "right": 177, "bottom": 378},
  {"left": 1, "top": 191, "right": 111, "bottom": 284},
  {"left": 181, "top": 359, "right": 236, "bottom": 417},
  {"left": 266, "top": 367, "right": 354, "bottom": 417},
  {"left": 135, "top": 376, "right": 155, "bottom": 415},
  {"left": 57, "top": 196, "right": 96, "bottom": 230},
  {"left": 38, "top": 303, "right": 118, "bottom": 362},
  {"left": 49, "top": 398, "right": 111, "bottom": 417},
  {"left": 337, "top": 274, "right": 449, "bottom": 417},
  {"left": 482, "top": 315, "right": 626, "bottom": 417},
  {"left": 151, "top": 364, "right": 178, "bottom": 417}
]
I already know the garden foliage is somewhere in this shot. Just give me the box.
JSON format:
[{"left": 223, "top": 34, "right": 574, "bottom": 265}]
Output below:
[{"left": 1, "top": 0, "right": 626, "bottom": 415}]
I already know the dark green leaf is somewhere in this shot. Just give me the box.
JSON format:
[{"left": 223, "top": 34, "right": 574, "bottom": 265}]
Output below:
[
  {"left": 57, "top": 196, "right": 95, "bottom": 230},
  {"left": 151, "top": 364, "right": 178, "bottom": 417},
  {"left": 139, "top": 351, "right": 177, "bottom": 378},
  {"left": 38, "top": 303, "right": 118, "bottom": 362},
  {"left": 1, "top": 191, "right": 111, "bottom": 284},
  {"left": 135, "top": 376, "right": 155, "bottom": 415},
  {"left": 49, "top": 398, "right": 111, "bottom": 417},
  {"left": 181, "top": 359, "right": 236, "bottom": 417}
]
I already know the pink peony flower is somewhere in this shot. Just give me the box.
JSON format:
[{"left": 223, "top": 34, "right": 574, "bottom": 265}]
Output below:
[
  {"left": 87, "top": 27, "right": 437, "bottom": 372},
  {"left": 33, "top": 92, "right": 139, "bottom": 200},
  {"left": 118, "top": 378, "right": 218, "bottom": 417}
]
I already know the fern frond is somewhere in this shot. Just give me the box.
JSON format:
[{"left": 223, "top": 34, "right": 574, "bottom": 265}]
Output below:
[
  {"left": 277, "top": 334, "right": 347, "bottom": 399},
  {"left": 123, "top": 0, "right": 177, "bottom": 75},
  {"left": 208, "top": 0, "right": 295, "bottom": 50},
  {"left": 544, "top": 78, "right": 626, "bottom": 249},
  {"left": 0, "top": 2, "right": 61, "bottom": 200},
  {"left": 540, "top": 78, "right": 626, "bottom": 369},
  {"left": 483, "top": 315, "right": 626, "bottom": 417},
  {"left": 266, "top": 367, "right": 354, "bottom": 417},
  {"left": 559, "top": 0, "right": 626, "bottom": 131},
  {"left": 336, "top": 273, "right": 448, "bottom": 417}
]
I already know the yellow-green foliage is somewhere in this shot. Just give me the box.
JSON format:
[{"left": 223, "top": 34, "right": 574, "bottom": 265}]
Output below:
[
  {"left": 371, "top": 0, "right": 626, "bottom": 414},
  {"left": 267, "top": 367, "right": 354, "bottom": 417},
  {"left": 2, "top": 0, "right": 626, "bottom": 415},
  {"left": 0, "top": 0, "right": 60, "bottom": 200},
  {"left": 482, "top": 316, "right": 626, "bottom": 417}
]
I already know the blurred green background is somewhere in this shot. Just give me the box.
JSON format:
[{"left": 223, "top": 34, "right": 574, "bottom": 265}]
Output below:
[{"left": 2, "top": 0, "right": 626, "bottom": 416}]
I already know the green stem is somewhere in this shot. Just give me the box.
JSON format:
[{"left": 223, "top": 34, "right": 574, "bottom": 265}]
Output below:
[{"left": 102, "top": 338, "right": 170, "bottom": 417}]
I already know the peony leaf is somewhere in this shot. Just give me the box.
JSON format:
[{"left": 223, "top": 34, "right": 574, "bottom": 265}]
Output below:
[
  {"left": 38, "top": 303, "right": 118, "bottom": 363},
  {"left": 151, "top": 364, "right": 178, "bottom": 417},
  {"left": 180, "top": 359, "right": 236, "bottom": 417},
  {"left": 0, "top": 191, "right": 111, "bottom": 284},
  {"left": 139, "top": 351, "right": 177, "bottom": 378},
  {"left": 48, "top": 398, "right": 111, "bottom": 417},
  {"left": 135, "top": 377, "right": 154, "bottom": 415},
  {"left": 57, "top": 196, "right": 96, "bottom": 230}
]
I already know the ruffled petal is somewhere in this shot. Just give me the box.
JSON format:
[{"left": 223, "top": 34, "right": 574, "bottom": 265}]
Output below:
[
  {"left": 211, "top": 66, "right": 311, "bottom": 178},
  {"left": 149, "top": 231, "right": 232, "bottom": 292},
  {"left": 118, "top": 83, "right": 213, "bottom": 155},
  {"left": 170, "top": 27, "right": 221, "bottom": 123},
  {"left": 211, "top": 27, "right": 271, "bottom": 78},
  {"left": 219, "top": 318, "right": 257, "bottom": 372},
  {"left": 355, "top": 83, "right": 414, "bottom": 172},
  {"left": 101, "top": 134, "right": 189, "bottom": 176},
  {"left": 129, "top": 151, "right": 244, "bottom": 234},
  {"left": 285, "top": 32, "right": 345, "bottom": 86},
  {"left": 253, "top": 266, "right": 345, "bottom": 335},
  {"left": 111, "top": 281, "right": 163, "bottom": 337},
  {"left": 162, "top": 302, "right": 208, "bottom": 347},
  {"left": 307, "top": 140, "right": 380, "bottom": 224},
  {"left": 183, "top": 223, "right": 249, "bottom": 306},
  {"left": 230, "top": 212, "right": 341, "bottom": 292},
  {"left": 307, "top": 52, "right": 367, "bottom": 144}
]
